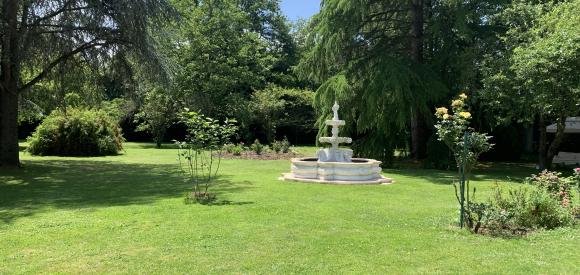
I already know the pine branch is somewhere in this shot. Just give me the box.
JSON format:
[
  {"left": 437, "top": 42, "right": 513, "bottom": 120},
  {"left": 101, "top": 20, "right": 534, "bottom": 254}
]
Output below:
[
  {"left": 19, "top": 40, "right": 109, "bottom": 93},
  {"left": 24, "top": 0, "right": 78, "bottom": 28}
]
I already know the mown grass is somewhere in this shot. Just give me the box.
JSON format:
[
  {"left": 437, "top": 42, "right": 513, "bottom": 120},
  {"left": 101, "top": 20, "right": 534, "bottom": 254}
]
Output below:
[{"left": 1, "top": 142, "right": 578, "bottom": 274}]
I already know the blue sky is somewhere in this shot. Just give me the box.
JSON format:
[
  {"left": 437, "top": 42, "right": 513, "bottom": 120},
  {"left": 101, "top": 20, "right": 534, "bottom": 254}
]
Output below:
[{"left": 280, "top": 0, "right": 321, "bottom": 21}]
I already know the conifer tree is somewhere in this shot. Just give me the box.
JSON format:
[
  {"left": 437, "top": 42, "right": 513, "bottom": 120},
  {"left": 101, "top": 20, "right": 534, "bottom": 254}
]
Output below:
[{"left": 0, "top": 0, "right": 174, "bottom": 166}]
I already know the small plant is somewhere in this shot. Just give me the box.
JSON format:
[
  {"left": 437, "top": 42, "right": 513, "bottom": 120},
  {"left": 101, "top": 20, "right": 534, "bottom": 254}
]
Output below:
[
  {"left": 464, "top": 202, "right": 491, "bottom": 233},
  {"left": 251, "top": 139, "right": 264, "bottom": 155},
  {"left": 265, "top": 145, "right": 272, "bottom": 154},
  {"left": 281, "top": 137, "right": 291, "bottom": 153},
  {"left": 289, "top": 146, "right": 299, "bottom": 155},
  {"left": 223, "top": 143, "right": 236, "bottom": 154},
  {"left": 175, "top": 110, "right": 237, "bottom": 204},
  {"left": 463, "top": 180, "right": 577, "bottom": 236},
  {"left": 526, "top": 170, "right": 573, "bottom": 207},
  {"left": 271, "top": 140, "right": 283, "bottom": 153},
  {"left": 271, "top": 137, "right": 291, "bottom": 154},
  {"left": 231, "top": 144, "right": 243, "bottom": 156}
]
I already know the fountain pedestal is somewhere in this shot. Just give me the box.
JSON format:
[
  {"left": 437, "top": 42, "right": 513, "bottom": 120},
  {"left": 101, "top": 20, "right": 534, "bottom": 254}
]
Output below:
[
  {"left": 280, "top": 102, "right": 393, "bottom": 185},
  {"left": 316, "top": 148, "right": 353, "bottom": 162}
]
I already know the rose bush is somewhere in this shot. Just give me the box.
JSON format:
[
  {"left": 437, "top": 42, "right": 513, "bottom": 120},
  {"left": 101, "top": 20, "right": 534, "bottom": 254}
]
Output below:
[{"left": 434, "top": 93, "right": 493, "bottom": 230}]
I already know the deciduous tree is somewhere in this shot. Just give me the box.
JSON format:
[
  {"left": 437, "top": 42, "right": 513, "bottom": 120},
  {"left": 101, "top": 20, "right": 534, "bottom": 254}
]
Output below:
[{"left": 480, "top": 0, "right": 580, "bottom": 168}]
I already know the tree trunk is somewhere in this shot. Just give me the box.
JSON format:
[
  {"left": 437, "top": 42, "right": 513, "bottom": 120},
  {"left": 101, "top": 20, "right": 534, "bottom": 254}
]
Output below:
[
  {"left": 410, "top": 0, "right": 427, "bottom": 159},
  {"left": 411, "top": 110, "right": 428, "bottom": 159},
  {"left": 0, "top": 0, "right": 21, "bottom": 167},
  {"left": 538, "top": 114, "right": 547, "bottom": 170},
  {"left": 546, "top": 116, "right": 567, "bottom": 169},
  {"left": 0, "top": 85, "right": 19, "bottom": 167}
]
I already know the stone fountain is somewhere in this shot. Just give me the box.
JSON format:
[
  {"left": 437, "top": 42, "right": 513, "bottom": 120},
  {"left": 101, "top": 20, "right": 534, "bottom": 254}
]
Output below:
[{"left": 280, "top": 102, "right": 393, "bottom": 185}]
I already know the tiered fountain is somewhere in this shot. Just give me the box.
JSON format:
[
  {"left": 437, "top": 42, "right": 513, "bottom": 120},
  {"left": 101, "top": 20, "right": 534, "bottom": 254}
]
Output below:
[{"left": 280, "top": 102, "right": 392, "bottom": 184}]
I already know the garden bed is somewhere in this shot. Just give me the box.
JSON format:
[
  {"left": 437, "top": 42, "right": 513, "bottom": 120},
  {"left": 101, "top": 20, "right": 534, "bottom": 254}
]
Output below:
[{"left": 219, "top": 151, "right": 304, "bottom": 160}]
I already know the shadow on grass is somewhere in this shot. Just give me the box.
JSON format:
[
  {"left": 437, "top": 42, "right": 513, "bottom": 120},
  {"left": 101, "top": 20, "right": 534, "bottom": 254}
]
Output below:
[
  {"left": 125, "top": 143, "right": 181, "bottom": 150},
  {"left": 208, "top": 200, "right": 254, "bottom": 206},
  {"left": 387, "top": 162, "right": 537, "bottom": 185},
  {"left": 0, "top": 160, "right": 253, "bottom": 224}
]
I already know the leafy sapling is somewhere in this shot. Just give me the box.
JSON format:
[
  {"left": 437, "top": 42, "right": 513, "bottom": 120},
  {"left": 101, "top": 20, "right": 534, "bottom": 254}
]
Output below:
[{"left": 175, "top": 110, "right": 237, "bottom": 204}]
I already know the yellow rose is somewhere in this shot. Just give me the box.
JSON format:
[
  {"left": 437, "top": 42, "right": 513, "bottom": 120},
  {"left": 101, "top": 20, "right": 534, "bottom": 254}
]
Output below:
[
  {"left": 459, "top": 93, "right": 468, "bottom": 100},
  {"left": 435, "top": 107, "right": 448, "bottom": 117},
  {"left": 459, "top": 112, "right": 472, "bottom": 119},
  {"left": 451, "top": 100, "right": 463, "bottom": 108},
  {"left": 443, "top": 114, "right": 452, "bottom": 120}
]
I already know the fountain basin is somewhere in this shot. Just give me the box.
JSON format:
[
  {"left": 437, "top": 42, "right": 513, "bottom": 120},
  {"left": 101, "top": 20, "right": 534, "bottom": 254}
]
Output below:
[{"left": 280, "top": 157, "right": 393, "bottom": 185}]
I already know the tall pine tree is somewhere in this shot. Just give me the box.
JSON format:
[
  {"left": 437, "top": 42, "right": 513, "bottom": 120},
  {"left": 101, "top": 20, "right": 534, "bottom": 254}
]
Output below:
[{"left": 299, "top": 0, "right": 509, "bottom": 163}]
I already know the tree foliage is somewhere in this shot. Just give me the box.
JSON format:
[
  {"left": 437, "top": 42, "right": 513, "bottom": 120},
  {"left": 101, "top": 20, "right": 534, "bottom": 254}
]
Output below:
[
  {"left": 249, "top": 85, "right": 315, "bottom": 143},
  {"left": 167, "top": 0, "right": 297, "bottom": 120},
  {"left": 0, "top": 0, "right": 175, "bottom": 166},
  {"left": 135, "top": 87, "right": 176, "bottom": 148},
  {"left": 148, "top": 0, "right": 305, "bottom": 144},
  {"left": 480, "top": 0, "right": 580, "bottom": 168},
  {"left": 298, "top": 0, "right": 451, "bottom": 163}
]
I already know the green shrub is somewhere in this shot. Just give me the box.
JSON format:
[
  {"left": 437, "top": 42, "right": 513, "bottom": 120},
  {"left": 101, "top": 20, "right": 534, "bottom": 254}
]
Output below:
[
  {"left": 224, "top": 143, "right": 236, "bottom": 154},
  {"left": 571, "top": 168, "right": 579, "bottom": 192},
  {"left": 271, "top": 140, "right": 283, "bottom": 153},
  {"left": 27, "top": 108, "right": 124, "bottom": 156},
  {"left": 526, "top": 170, "right": 573, "bottom": 206},
  {"left": 231, "top": 145, "right": 243, "bottom": 156},
  {"left": 271, "top": 137, "right": 291, "bottom": 154},
  {"left": 281, "top": 137, "right": 291, "bottom": 153},
  {"left": 251, "top": 139, "right": 264, "bottom": 155},
  {"left": 224, "top": 143, "right": 243, "bottom": 156},
  {"left": 469, "top": 185, "right": 576, "bottom": 235}
]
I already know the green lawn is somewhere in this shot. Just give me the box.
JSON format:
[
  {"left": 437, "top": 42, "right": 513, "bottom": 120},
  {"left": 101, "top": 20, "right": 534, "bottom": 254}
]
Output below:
[{"left": 1, "top": 143, "right": 578, "bottom": 274}]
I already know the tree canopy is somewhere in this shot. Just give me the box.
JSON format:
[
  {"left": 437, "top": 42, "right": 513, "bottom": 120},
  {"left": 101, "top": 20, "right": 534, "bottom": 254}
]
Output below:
[
  {"left": 297, "top": 0, "right": 512, "bottom": 163},
  {"left": 480, "top": 0, "right": 580, "bottom": 168},
  {"left": 1, "top": 0, "right": 175, "bottom": 166}
]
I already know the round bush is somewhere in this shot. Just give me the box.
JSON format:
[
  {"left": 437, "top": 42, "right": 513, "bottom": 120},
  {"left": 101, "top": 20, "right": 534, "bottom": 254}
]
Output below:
[{"left": 27, "top": 108, "right": 124, "bottom": 156}]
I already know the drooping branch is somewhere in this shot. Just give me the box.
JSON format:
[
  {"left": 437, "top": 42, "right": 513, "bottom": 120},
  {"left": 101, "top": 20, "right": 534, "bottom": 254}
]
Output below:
[
  {"left": 29, "top": 25, "right": 121, "bottom": 36},
  {"left": 18, "top": 40, "right": 109, "bottom": 93},
  {"left": 24, "top": 0, "right": 76, "bottom": 28}
]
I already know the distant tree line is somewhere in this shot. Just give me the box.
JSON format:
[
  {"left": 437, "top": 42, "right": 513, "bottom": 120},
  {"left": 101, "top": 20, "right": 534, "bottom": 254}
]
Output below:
[{"left": 2, "top": 0, "right": 578, "bottom": 168}]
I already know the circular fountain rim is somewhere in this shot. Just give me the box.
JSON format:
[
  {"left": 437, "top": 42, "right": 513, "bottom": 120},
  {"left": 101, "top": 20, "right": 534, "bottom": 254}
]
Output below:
[
  {"left": 291, "top": 157, "right": 382, "bottom": 165},
  {"left": 283, "top": 157, "right": 393, "bottom": 185},
  {"left": 280, "top": 173, "right": 393, "bottom": 185}
]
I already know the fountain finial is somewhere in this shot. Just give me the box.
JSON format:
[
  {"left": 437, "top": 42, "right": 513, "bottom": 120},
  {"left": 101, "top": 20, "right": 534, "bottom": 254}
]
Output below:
[{"left": 332, "top": 101, "right": 340, "bottom": 120}]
